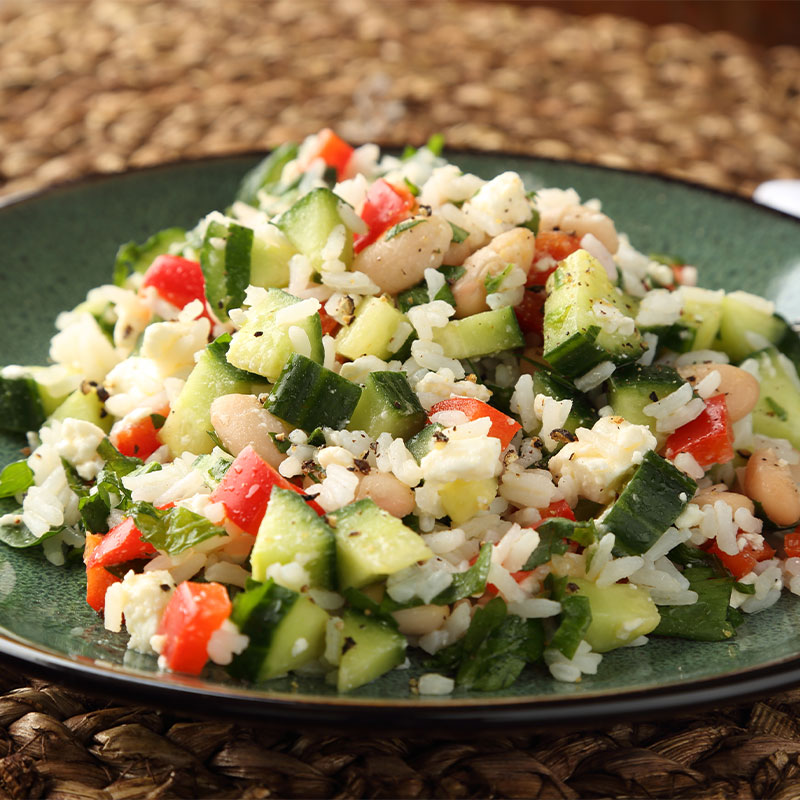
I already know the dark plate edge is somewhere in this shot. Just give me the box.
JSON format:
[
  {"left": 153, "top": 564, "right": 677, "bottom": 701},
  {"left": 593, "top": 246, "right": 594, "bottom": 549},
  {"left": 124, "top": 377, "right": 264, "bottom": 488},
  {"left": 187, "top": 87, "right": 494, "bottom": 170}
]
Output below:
[
  {"left": 2, "top": 147, "right": 800, "bottom": 229},
  {"left": 1, "top": 149, "right": 800, "bottom": 729}
]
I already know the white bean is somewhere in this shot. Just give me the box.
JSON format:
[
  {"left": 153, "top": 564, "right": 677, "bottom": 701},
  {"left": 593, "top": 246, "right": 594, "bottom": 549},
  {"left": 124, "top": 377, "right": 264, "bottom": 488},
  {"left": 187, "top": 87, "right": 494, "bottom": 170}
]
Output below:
[
  {"left": 353, "top": 214, "right": 453, "bottom": 295},
  {"left": 451, "top": 227, "right": 535, "bottom": 318},
  {"left": 355, "top": 472, "right": 416, "bottom": 518},
  {"left": 744, "top": 447, "right": 800, "bottom": 527},
  {"left": 392, "top": 604, "right": 449, "bottom": 636},
  {"left": 677, "top": 363, "right": 760, "bottom": 423},
  {"left": 209, "top": 393, "right": 288, "bottom": 468},
  {"left": 691, "top": 484, "right": 754, "bottom": 516}
]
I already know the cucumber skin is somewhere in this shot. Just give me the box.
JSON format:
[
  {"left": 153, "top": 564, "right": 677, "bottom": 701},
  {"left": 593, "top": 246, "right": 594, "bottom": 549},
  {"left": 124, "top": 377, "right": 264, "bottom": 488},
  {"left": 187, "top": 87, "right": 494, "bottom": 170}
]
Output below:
[
  {"left": 348, "top": 371, "right": 426, "bottom": 439},
  {"left": 266, "top": 353, "right": 362, "bottom": 432},
  {"left": 604, "top": 450, "right": 697, "bottom": 555},
  {"left": 0, "top": 376, "right": 46, "bottom": 434}
]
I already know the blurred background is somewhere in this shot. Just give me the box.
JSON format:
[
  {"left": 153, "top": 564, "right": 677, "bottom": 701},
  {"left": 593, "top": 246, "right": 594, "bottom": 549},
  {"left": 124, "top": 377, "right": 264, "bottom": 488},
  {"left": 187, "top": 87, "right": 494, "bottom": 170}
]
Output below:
[{"left": 1, "top": 0, "right": 799, "bottom": 202}]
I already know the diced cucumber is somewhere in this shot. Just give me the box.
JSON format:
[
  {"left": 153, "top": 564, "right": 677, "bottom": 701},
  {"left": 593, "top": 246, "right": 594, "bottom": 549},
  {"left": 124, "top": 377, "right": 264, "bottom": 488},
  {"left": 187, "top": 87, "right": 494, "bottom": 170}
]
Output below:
[
  {"left": 200, "top": 220, "right": 254, "bottom": 320},
  {"left": 227, "top": 288, "right": 324, "bottom": 381},
  {"left": 335, "top": 296, "right": 410, "bottom": 360},
  {"left": 274, "top": 187, "right": 354, "bottom": 271},
  {"left": 0, "top": 375, "right": 46, "bottom": 433},
  {"left": 439, "top": 478, "right": 498, "bottom": 525},
  {"left": 746, "top": 347, "right": 800, "bottom": 450},
  {"left": 50, "top": 383, "right": 113, "bottom": 433},
  {"left": 161, "top": 336, "right": 266, "bottom": 456},
  {"left": 668, "top": 286, "right": 724, "bottom": 353},
  {"left": 251, "top": 487, "right": 336, "bottom": 589},
  {"left": 570, "top": 578, "right": 660, "bottom": 652},
  {"left": 236, "top": 142, "right": 299, "bottom": 206},
  {"left": 531, "top": 367, "right": 598, "bottom": 444},
  {"left": 603, "top": 449, "right": 697, "bottom": 555},
  {"left": 544, "top": 250, "right": 645, "bottom": 377},
  {"left": 347, "top": 371, "right": 426, "bottom": 439},
  {"left": 432, "top": 306, "right": 524, "bottom": 359},
  {"left": 266, "top": 353, "right": 362, "bottom": 431},
  {"left": 228, "top": 579, "right": 329, "bottom": 681},
  {"left": 607, "top": 364, "right": 684, "bottom": 446},
  {"left": 717, "top": 291, "right": 787, "bottom": 362},
  {"left": 113, "top": 227, "right": 186, "bottom": 286},
  {"left": 337, "top": 609, "right": 406, "bottom": 692},
  {"left": 654, "top": 576, "right": 736, "bottom": 642},
  {"left": 248, "top": 228, "right": 296, "bottom": 290},
  {"left": 327, "top": 498, "right": 433, "bottom": 590},
  {"left": 406, "top": 422, "right": 444, "bottom": 464}
]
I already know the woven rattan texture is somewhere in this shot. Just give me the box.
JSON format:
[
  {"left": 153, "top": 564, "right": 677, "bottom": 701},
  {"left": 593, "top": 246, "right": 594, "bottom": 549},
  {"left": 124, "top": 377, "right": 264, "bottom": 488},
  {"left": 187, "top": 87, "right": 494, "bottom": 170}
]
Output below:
[
  {"left": 2, "top": 2, "right": 800, "bottom": 798},
  {"left": 0, "top": 670, "right": 798, "bottom": 799},
  {"left": 1, "top": 0, "right": 799, "bottom": 200}
]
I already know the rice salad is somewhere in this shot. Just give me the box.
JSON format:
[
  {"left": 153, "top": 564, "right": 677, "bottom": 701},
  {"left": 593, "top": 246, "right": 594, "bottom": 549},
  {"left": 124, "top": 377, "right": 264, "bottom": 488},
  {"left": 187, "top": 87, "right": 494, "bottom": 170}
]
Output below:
[{"left": 2, "top": 129, "right": 800, "bottom": 695}]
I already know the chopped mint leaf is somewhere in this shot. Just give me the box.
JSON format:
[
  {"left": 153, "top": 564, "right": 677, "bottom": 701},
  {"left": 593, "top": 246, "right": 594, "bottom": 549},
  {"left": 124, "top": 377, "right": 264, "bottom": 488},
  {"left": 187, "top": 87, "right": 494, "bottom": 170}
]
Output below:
[
  {"left": 134, "top": 503, "right": 224, "bottom": 555},
  {"left": 766, "top": 396, "right": 788, "bottom": 421},
  {"left": 448, "top": 221, "right": 469, "bottom": 244},
  {"left": 522, "top": 208, "right": 540, "bottom": 235},
  {"left": 149, "top": 413, "right": 167, "bottom": 430},
  {"left": 0, "top": 461, "right": 33, "bottom": 499},
  {"left": 484, "top": 263, "right": 513, "bottom": 295},
  {"left": 404, "top": 177, "right": 420, "bottom": 197},
  {"left": 549, "top": 594, "right": 592, "bottom": 659},
  {"left": 384, "top": 219, "right": 425, "bottom": 241},
  {"left": 425, "top": 133, "right": 445, "bottom": 156}
]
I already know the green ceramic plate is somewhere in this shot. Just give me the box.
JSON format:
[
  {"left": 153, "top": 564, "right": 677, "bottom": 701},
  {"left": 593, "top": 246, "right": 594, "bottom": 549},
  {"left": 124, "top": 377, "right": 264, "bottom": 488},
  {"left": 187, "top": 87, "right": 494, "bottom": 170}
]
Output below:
[{"left": 1, "top": 153, "right": 800, "bottom": 731}]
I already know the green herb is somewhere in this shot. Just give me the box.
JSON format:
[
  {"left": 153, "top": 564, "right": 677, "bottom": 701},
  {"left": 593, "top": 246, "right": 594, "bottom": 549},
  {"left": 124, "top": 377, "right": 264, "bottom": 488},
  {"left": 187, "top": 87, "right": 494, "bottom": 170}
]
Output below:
[
  {"left": 307, "top": 427, "right": 327, "bottom": 447},
  {"left": 766, "top": 396, "right": 788, "bottom": 421},
  {"left": 438, "top": 265, "right": 466, "bottom": 283},
  {"left": 523, "top": 517, "right": 596, "bottom": 570},
  {"left": 425, "top": 133, "right": 445, "bottom": 157},
  {"left": 427, "top": 597, "right": 544, "bottom": 691},
  {"left": 149, "top": 413, "right": 167, "bottom": 430},
  {"left": 113, "top": 227, "right": 186, "bottom": 286},
  {"left": 133, "top": 503, "right": 224, "bottom": 555},
  {"left": 447, "top": 221, "right": 469, "bottom": 244},
  {"left": 61, "top": 458, "right": 90, "bottom": 499},
  {"left": 235, "top": 142, "right": 299, "bottom": 206},
  {"left": 549, "top": 594, "right": 592, "bottom": 659},
  {"left": 401, "top": 145, "right": 417, "bottom": 161},
  {"left": 522, "top": 208, "right": 540, "bottom": 235},
  {"left": 431, "top": 542, "right": 492, "bottom": 605},
  {"left": 649, "top": 252, "right": 684, "bottom": 267},
  {"left": 206, "top": 430, "right": 228, "bottom": 452},
  {"left": 404, "top": 177, "right": 420, "bottom": 196},
  {"left": 484, "top": 264, "right": 513, "bottom": 295},
  {"left": 384, "top": 219, "right": 425, "bottom": 241},
  {"left": 268, "top": 432, "right": 292, "bottom": 454},
  {"left": 0, "top": 461, "right": 33, "bottom": 499},
  {"left": 733, "top": 581, "right": 756, "bottom": 595}
]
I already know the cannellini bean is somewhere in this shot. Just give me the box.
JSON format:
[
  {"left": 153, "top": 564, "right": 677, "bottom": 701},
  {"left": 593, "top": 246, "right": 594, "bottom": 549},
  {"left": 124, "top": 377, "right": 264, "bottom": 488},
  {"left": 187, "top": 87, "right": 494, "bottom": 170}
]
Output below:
[
  {"left": 392, "top": 604, "right": 449, "bottom": 636},
  {"left": 355, "top": 471, "right": 416, "bottom": 518},
  {"left": 540, "top": 204, "right": 619, "bottom": 254},
  {"left": 451, "top": 227, "right": 536, "bottom": 318},
  {"left": 744, "top": 447, "right": 800, "bottom": 527},
  {"left": 677, "top": 363, "right": 760, "bottom": 422},
  {"left": 209, "top": 393, "right": 288, "bottom": 468},
  {"left": 353, "top": 214, "right": 452, "bottom": 295},
  {"left": 691, "top": 484, "right": 755, "bottom": 516}
]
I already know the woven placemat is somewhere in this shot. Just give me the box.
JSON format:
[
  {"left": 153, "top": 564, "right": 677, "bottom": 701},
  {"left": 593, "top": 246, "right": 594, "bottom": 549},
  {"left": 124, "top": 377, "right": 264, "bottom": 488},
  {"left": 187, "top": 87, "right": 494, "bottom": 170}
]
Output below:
[{"left": 2, "top": 1, "right": 800, "bottom": 797}]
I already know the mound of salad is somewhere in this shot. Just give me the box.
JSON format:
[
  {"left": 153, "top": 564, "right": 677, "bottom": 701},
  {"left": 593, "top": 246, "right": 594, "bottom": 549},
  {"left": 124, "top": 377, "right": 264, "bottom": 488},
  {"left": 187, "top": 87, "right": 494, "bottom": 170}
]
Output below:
[{"left": 2, "top": 129, "right": 800, "bottom": 695}]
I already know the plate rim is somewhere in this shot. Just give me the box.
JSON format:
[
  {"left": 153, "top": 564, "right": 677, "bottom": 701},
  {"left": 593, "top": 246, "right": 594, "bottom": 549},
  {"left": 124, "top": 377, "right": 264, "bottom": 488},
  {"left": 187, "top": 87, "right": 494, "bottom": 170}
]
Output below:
[{"left": 2, "top": 150, "right": 800, "bottom": 729}]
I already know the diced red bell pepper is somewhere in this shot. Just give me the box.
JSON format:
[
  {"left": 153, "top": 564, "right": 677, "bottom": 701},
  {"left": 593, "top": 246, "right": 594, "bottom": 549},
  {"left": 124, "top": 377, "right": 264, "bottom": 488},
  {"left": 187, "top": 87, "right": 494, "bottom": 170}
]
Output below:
[
  {"left": 318, "top": 306, "right": 340, "bottom": 337},
  {"left": 428, "top": 397, "right": 522, "bottom": 449},
  {"left": 785, "top": 528, "right": 800, "bottom": 559},
  {"left": 84, "top": 533, "right": 121, "bottom": 613},
  {"left": 537, "top": 499, "right": 576, "bottom": 523},
  {"left": 112, "top": 406, "right": 169, "bottom": 460},
  {"left": 301, "top": 128, "right": 354, "bottom": 181},
  {"left": 209, "top": 445, "right": 324, "bottom": 535},
  {"left": 703, "top": 537, "right": 775, "bottom": 580},
  {"left": 85, "top": 517, "right": 158, "bottom": 570},
  {"left": 528, "top": 232, "right": 582, "bottom": 285},
  {"left": 141, "top": 255, "right": 215, "bottom": 323},
  {"left": 353, "top": 179, "right": 417, "bottom": 254},
  {"left": 664, "top": 394, "right": 734, "bottom": 469},
  {"left": 156, "top": 580, "right": 232, "bottom": 675}
]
